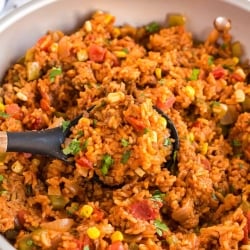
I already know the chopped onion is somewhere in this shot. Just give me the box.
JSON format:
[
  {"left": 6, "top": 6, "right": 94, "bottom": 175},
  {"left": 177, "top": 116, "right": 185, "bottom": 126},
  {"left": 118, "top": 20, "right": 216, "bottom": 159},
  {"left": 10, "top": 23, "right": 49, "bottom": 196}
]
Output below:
[
  {"left": 220, "top": 105, "right": 238, "bottom": 125},
  {"left": 41, "top": 218, "right": 74, "bottom": 232}
]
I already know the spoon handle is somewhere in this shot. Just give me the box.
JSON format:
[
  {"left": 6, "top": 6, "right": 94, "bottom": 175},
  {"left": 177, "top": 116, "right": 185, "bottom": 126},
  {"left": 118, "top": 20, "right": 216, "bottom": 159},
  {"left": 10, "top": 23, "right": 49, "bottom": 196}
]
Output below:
[{"left": 0, "top": 128, "right": 67, "bottom": 161}]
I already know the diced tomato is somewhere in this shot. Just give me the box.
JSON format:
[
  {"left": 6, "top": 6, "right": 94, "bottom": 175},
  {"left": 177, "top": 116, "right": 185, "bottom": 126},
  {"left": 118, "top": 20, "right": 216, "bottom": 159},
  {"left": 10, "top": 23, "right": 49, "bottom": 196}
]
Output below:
[
  {"left": 74, "top": 235, "right": 92, "bottom": 250},
  {"left": 5, "top": 103, "right": 23, "bottom": 120},
  {"left": 88, "top": 44, "right": 106, "bottom": 63},
  {"left": 156, "top": 96, "right": 176, "bottom": 110},
  {"left": 130, "top": 199, "right": 157, "bottom": 221},
  {"left": 212, "top": 67, "right": 226, "bottom": 80},
  {"left": 125, "top": 116, "right": 146, "bottom": 132},
  {"left": 58, "top": 36, "right": 71, "bottom": 59},
  {"left": 92, "top": 207, "right": 104, "bottom": 222},
  {"left": 242, "top": 211, "right": 250, "bottom": 244},
  {"left": 107, "top": 241, "right": 125, "bottom": 250},
  {"left": 76, "top": 156, "right": 93, "bottom": 169},
  {"left": 36, "top": 35, "right": 52, "bottom": 51},
  {"left": 40, "top": 98, "right": 51, "bottom": 112},
  {"left": 231, "top": 72, "right": 244, "bottom": 82},
  {"left": 201, "top": 158, "right": 211, "bottom": 171},
  {"left": 16, "top": 210, "right": 27, "bottom": 228},
  {"left": 192, "top": 121, "right": 202, "bottom": 128}
]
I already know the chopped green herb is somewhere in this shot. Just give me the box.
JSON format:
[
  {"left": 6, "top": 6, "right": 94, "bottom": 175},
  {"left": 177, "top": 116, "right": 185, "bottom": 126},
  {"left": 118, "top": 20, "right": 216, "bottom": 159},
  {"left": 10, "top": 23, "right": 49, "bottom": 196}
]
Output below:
[
  {"left": 83, "top": 246, "right": 90, "bottom": 250},
  {"left": 62, "top": 120, "right": 70, "bottom": 132},
  {"left": 122, "top": 48, "right": 129, "bottom": 54},
  {"left": 66, "top": 202, "right": 79, "bottom": 215},
  {"left": 189, "top": 68, "right": 200, "bottom": 81},
  {"left": 92, "top": 119, "right": 98, "bottom": 128},
  {"left": 239, "top": 163, "right": 244, "bottom": 169},
  {"left": 0, "top": 111, "right": 9, "bottom": 118},
  {"left": 62, "top": 138, "right": 81, "bottom": 155},
  {"left": 163, "top": 138, "right": 172, "bottom": 147},
  {"left": 229, "top": 184, "right": 235, "bottom": 193},
  {"left": 208, "top": 56, "right": 214, "bottom": 66},
  {"left": 100, "top": 154, "right": 113, "bottom": 175},
  {"left": 49, "top": 66, "right": 62, "bottom": 82},
  {"left": 211, "top": 101, "right": 221, "bottom": 107},
  {"left": 145, "top": 22, "right": 160, "bottom": 33},
  {"left": 81, "top": 139, "right": 89, "bottom": 150},
  {"left": 151, "top": 190, "right": 166, "bottom": 202},
  {"left": 77, "top": 130, "right": 84, "bottom": 137},
  {"left": 153, "top": 219, "right": 168, "bottom": 236},
  {"left": 25, "top": 184, "right": 33, "bottom": 197},
  {"left": 173, "top": 150, "right": 178, "bottom": 162},
  {"left": 121, "top": 138, "right": 129, "bottom": 147},
  {"left": 211, "top": 193, "right": 218, "bottom": 200},
  {"left": 0, "top": 175, "right": 4, "bottom": 182},
  {"left": 221, "top": 43, "right": 228, "bottom": 50},
  {"left": 121, "top": 150, "right": 131, "bottom": 164},
  {"left": 26, "top": 239, "right": 33, "bottom": 246},
  {"left": 231, "top": 139, "right": 241, "bottom": 147},
  {"left": 144, "top": 128, "right": 149, "bottom": 134},
  {"left": 0, "top": 190, "right": 8, "bottom": 196}
]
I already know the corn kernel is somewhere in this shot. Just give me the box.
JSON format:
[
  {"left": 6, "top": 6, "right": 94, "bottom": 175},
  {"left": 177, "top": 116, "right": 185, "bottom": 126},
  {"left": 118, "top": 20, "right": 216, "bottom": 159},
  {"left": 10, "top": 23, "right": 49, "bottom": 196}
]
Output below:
[
  {"left": 32, "top": 158, "right": 41, "bottom": 167},
  {"left": 77, "top": 49, "right": 88, "bottom": 62},
  {"left": 87, "top": 226, "right": 100, "bottom": 239},
  {"left": 184, "top": 86, "right": 195, "bottom": 99},
  {"left": 159, "top": 116, "right": 167, "bottom": 128},
  {"left": 84, "top": 20, "right": 92, "bottom": 32},
  {"left": 114, "top": 50, "right": 127, "bottom": 58},
  {"left": 79, "top": 117, "right": 91, "bottom": 126},
  {"left": 0, "top": 102, "right": 5, "bottom": 112},
  {"left": 212, "top": 102, "right": 228, "bottom": 117},
  {"left": 232, "top": 57, "right": 239, "bottom": 65},
  {"left": 113, "top": 28, "right": 121, "bottom": 38},
  {"left": 155, "top": 68, "right": 162, "bottom": 80},
  {"left": 50, "top": 43, "right": 58, "bottom": 53},
  {"left": 200, "top": 142, "right": 208, "bottom": 155},
  {"left": 235, "top": 89, "right": 245, "bottom": 103},
  {"left": 11, "top": 160, "right": 23, "bottom": 174},
  {"left": 104, "top": 14, "right": 113, "bottom": 24},
  {"left": 80, "top": 204, "right": 93, "bottom": 218},
  {"left": 234, "top": 68, "right": 246, "bottom": 80},
  {"left": 188, "top": 132, "right": 194, "bottom": 143},
  {"left": 111, "top": 231, "right": 124, "bottom": 242},
  {"left": 107, "top": 92, "right": 125, "bottom": 103}
]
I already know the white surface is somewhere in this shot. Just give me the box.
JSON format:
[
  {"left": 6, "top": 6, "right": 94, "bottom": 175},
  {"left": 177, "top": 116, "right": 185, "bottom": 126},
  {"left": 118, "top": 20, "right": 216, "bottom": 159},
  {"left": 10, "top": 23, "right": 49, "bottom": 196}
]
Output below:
[
  {"left": 0, "top": 0, "right": 249, "bottom": 249},
  {"left": 0, "top": 0, "right": 31, "bottom": 17}
]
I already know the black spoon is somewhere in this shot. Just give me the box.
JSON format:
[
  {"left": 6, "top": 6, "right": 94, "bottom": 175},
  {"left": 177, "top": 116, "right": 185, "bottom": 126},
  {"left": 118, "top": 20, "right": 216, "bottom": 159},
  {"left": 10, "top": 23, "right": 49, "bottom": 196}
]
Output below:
[{"left": 0, "top": 108, "right": 179, "bottom": 171}]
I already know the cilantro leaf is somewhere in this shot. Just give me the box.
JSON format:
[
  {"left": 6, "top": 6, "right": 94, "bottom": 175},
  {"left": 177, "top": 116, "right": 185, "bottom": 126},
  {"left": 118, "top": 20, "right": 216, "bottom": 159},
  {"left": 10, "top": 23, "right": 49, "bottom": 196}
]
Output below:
[
  {"left": 62, "top": 138, "right": 81, "bottom": 155},
  {"left": 49, "top": 66, "right": 62, "bottom": 82},
  {"left": 62, "top": 120, "right": 70, "bottom": 132},
  {"left": 151, "top": 190, "right": 166, "bottom": 202},
  {"left": 208, "top": 56, "right": 214, "bottom": 66},
  {"left": 121, "top": 138, "right": 129, "bottom": 147},
  {"left": 100, "top": 154, "right": 113, "bottom": 175},
  {"left": 145, "top": 22, "right": 160, "bottom": 33},
  {"left": 189, "top": 68, "right": 200, "bottom": 81},
  {"left": 154, "top": 219, "right": 169, "bottom": 236},
  {"left": 163, "top": 138, "right": 172, "bottom": 147},
  {"left": 121, "top": 150, "right": 131, "bottom": 164},
  {"left": 0, "top": 111, "right": 9, "bottom": 118}
]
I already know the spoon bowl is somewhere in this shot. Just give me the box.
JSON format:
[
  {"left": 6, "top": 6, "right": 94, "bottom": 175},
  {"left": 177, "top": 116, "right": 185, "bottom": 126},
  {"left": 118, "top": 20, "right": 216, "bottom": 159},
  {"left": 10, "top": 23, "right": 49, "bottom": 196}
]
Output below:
[{"left": 0, "top": 108, "right": 179, "bottom": 170}]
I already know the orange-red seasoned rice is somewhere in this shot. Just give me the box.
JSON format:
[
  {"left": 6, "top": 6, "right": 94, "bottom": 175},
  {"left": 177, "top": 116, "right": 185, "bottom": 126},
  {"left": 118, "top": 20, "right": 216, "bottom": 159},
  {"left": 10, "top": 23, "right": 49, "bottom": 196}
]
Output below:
[{"left": 0, "top": 11, "right": 249, "bottom": 250}]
